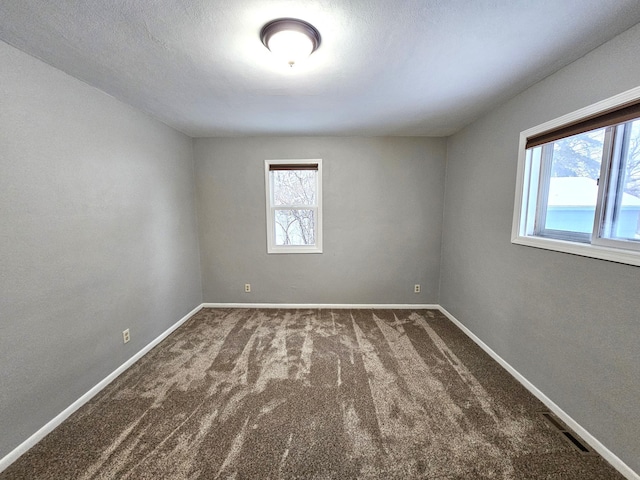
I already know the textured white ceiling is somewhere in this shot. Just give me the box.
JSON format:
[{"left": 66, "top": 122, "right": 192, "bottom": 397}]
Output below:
[{"left": 1, "top": 1, "right": 640, "bottom": 137}]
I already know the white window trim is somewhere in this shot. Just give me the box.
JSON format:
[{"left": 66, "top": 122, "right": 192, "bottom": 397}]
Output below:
[
  {"left": 265, "top": 159, "right": 323, "bottom": 254},
  {"left": 511, "top": 85, "right": 640, "bottom": 267}
]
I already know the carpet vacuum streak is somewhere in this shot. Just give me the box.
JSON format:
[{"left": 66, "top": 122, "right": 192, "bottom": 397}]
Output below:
[{"left": 1, "top": 308, "right": 623, "bottom": 479}]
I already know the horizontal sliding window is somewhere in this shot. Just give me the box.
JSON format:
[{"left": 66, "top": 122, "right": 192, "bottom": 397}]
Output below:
[
  {"left": 265, "top": 159, "right": 323, "bottom": 254},
  {"left": 512, "top": 87, "right": 640, "bottom": 266}
]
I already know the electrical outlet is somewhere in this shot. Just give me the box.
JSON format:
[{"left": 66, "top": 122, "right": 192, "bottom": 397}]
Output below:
[
  {"left": 122, "top": 329, "right": 130, "bottom": 344},
  {"left": 414, "top": 284, "right": 421, "bottom": 294},
  {"left": 244, "top": 283, "right": 251, "bottom": 293}
]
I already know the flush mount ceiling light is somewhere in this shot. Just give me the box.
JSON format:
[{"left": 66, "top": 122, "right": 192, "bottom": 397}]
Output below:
[{"left": 260, "top": 18, "right": 321, "bottom": 67}]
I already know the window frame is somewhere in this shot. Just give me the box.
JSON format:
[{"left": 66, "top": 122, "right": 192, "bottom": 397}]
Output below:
[
  {"left": 512, "top": 86, "right": 640, "bottom": 267},
  {"left": 264, "top": 159, "right": 323, "bottom": 254}
]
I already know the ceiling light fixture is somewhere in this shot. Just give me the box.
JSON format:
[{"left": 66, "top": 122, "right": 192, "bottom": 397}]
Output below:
[{"left": 260, "top": 18, "right": 321, "bottom": 67}]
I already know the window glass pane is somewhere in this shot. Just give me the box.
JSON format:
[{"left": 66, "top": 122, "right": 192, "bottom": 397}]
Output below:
[
  {"left": 543, "top": 128, "right": 605, "bottom": 234},
  {"left": 271, "top": 170, "right": 316, "bottom": 206},
  {"left": 274, "top": 209, "right": 316, "bottom": 246},
  {"left": 604, "top": 119, "right": 640, "bottom": 240}
]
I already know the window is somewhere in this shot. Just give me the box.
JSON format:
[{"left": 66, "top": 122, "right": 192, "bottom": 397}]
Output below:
[
  {"left": 265, "top": 159, "right": 322, "bottom": 254},
  {"left": 512, "top": 86, "right": 640, "bottom": 266}
]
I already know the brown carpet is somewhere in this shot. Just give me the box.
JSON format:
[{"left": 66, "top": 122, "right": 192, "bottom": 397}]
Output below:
[{"left": 1, "top": 308, "right": 623, "bottom": 479}]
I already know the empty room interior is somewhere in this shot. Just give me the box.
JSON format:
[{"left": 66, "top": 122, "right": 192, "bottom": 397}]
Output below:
[{"left": 1, "top": 1, "right": 640, "bottom": 479}]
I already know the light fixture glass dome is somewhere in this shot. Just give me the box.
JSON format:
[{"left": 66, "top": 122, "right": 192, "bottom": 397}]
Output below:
[{"left": 261, "top": 18, "right": 321, "bottom": 67}]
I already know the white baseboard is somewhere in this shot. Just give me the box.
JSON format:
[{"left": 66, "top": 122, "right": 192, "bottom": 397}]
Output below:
[
  {"left": 438, "top": 306, "right": 639, "bottom": 480},
  {"left": 2, "top": 302, "right": 637, "bottom": 480},
  {"left": 0, "top": 303, "right": 203, "bottom": 474},
  {"left": 202, "top": 303, "right": 440, "bottom": 309}
]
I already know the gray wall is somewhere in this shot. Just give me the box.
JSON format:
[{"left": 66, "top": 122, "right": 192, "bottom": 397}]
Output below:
[
  {"left": 195, "top": 136, "right": 446, "bottom": 304},
  {"left": 440, "top": 23, "right": 640, "bottom": 472},
  {"left": 0, "top": 40, "right": 202, "bottom": 458}
]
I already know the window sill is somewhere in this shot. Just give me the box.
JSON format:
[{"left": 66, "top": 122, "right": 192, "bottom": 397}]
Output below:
[
  {"left": 267, "top": 246, "right": 323, "bottom": 254},
  {"left": 511, "top": 234, "right": 640, "bottom": 267}
]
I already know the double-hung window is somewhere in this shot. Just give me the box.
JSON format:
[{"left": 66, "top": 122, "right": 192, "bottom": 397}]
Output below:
[
  {"left": 512, "top": 87, "right": 640, "bottom": 266},
  {"left": 265, "top": 159, "right": 323, "bottom": 254}
]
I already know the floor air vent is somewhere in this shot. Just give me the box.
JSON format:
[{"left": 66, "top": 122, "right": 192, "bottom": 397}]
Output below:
[{"left": 540, "top": 412, "right": 592, "bottom": 454}]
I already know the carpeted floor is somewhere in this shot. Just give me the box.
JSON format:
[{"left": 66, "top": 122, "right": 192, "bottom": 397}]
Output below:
[{"left": 1, "top": 308, "right": 623, "bottom": 479}]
